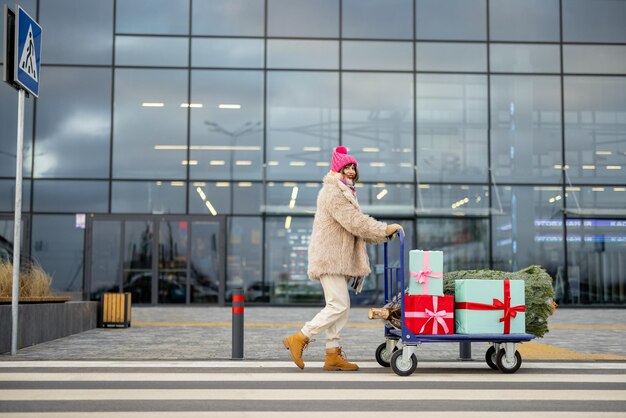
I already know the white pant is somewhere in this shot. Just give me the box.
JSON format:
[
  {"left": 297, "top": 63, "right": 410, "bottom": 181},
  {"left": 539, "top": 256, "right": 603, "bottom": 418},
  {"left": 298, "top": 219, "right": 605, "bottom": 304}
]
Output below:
[{"left": 301, "top": 275, "right": 350, "bottom": 349}]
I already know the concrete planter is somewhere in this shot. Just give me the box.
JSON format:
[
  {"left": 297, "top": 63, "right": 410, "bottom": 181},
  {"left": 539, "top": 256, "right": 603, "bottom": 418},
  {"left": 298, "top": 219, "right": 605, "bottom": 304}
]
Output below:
[{"left": 0, "top": 301, "right": 98, "bottom": 354}]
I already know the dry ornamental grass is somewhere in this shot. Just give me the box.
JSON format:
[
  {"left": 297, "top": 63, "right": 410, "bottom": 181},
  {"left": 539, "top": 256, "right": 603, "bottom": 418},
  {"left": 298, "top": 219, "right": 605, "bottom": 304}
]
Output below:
[{"left": 0, "top": 261, "right": 52, "bottom": 298}]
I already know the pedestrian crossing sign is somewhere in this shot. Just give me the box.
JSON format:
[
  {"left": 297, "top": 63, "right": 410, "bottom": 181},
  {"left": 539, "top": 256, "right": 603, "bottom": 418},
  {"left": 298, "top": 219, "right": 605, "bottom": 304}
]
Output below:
[{"left": 15, "top": 5, "right": 41, "bottom": 97}]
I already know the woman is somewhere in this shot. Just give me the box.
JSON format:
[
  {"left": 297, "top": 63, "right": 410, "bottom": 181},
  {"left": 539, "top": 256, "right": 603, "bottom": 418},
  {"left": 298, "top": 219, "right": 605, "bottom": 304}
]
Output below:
[{"left": 283, "top": 146, "right": 403, "bottom": 371}]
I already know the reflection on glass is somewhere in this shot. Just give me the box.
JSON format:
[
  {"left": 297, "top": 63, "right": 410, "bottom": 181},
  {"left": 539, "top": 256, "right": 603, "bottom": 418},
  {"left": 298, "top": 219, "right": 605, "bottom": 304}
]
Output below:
[
  {"left": 192, "top": 39, "right": 264, "bottom": 68},
  {"left": 416, "top": 0, "right": 486, "bottom": 41},
  {"left": 417, "top": 218, "right": 488, "bottom": 271},
  {"left": 189, "top": 182, "right": 262, "bottom": 215},
  {"left": 416, "top": 184, "right": 490, "bottom": 216},
  {"left": 266, "top": 217, "right": 320, "bottom": 304},
  {"left": 343, "top": 0, "right": 412, "bottom": 39},
  {"left": 268, "top": 0, "right": 339, "bottom": 38},
  {"left": 416, "top": 74, "right": 488, "bottom": 182},
  {"left": 566, "top": 186, "right": 626, "bottom": 216},
  {"left": 116, "top": 36, "right": 188, "bottom": 67},
  {"left": 0, "top": 180, "right": 31, "bottom": 212},
  {"left": 265, "top": 181, "right": 320, "bottom": 214},
  {"left": 191, "top": 221, "right": 221, "bottom": 303},
  {"left": 267, "top": 72, "right": 339, "bottom": 181},
  {"left": 31, "top": 215, "right": 85, "bottom": 299},
  {"left": 343, "top": 41, "right": 412, "bottom": 71},
  {"left": 564, "top": 45, "right": 626, "bottom": 75},
  {"left": 342, "top": 73, "right": 413, "bottom": 182},
  {"left": 489, "top": 0, "right": 560, "bottom": 42},
  {"left": 123, "top": 221, "right": 153, "bottom": 304},
  {"left": 416, "top": 43, "right": 486, "bottom": 72},
  {"left": 563, "top": 0, "right": 626, "bottom": 43},
  {"left": 491, "top": 186, "right": 564, "bottom": 280},
  {"left": 113, "top": 69, "right": 187, "bottom": 179},
  {"left": 268, "top": 40, "right": 338, "bottom": 69},
  {"left": 40, "top": 0, "right": 113, "bottom": 65},
  {"left": 564, "top": 77, "right": 626, "bottom": 184},
  {"left": 357, "top": 183, "right": 414, "bottom": 217},
  {"left": 190, "top": 70, "right": 263, "bottom": 180},
  {"left": 116, "top": 0, "right": 189, "bottom": 35},
  {"left": 227, "top": 217, "right": 263, "bottom": 302},
  {"left": 490, "top": 76, "right": 562, "bottom": 183},
  {"left": 112, "top": 182, "right": 186, "bottom": 214},
  {"left": 0, "top": 219, "right": 28, "bottom": 267},
  {"left": 90, "top": 221, "right": 121, "bottom": 300},
  {"left": 158, "top": 220, "right": 188, "bottom": 304},
  {"left": 33, "top": 180, "right": 109, "bottom": 213},
  {"left": 192, "top": 0, "right": 265, "bottom": 36},
  {"left": 490, "top": 44, "right": 560, "bottom": 73}
]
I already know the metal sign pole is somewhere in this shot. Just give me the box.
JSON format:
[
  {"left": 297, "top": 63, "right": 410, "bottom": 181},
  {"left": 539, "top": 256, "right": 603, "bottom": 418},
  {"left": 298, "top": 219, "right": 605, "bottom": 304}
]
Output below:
[{"left": 11, "top": 88, "right": 25, "bottom": 355}]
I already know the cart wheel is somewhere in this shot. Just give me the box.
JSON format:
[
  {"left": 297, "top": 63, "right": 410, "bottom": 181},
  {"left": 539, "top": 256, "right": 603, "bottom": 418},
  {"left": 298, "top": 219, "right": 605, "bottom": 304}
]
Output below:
[
  {"left": 390, "top": 350, "right": 418, "bottom": 377},
  {"left": 485, "top": 346, "right": 499, "bottom": 371},
  {"left": 375, "top": 343, "right": 397, "bottom": 368},
  {"left": 496, "top": 349, "right": 522, "bottom": 374}
]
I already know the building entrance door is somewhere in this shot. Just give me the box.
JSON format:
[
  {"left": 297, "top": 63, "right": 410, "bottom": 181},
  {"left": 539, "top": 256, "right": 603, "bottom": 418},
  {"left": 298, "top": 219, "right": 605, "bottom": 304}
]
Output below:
[{"left": 85, "top": 215, "right": 225, "bottom": 305}]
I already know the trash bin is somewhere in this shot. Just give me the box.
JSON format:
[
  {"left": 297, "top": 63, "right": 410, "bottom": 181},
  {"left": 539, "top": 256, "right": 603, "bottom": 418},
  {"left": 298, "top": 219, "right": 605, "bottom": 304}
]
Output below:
[{"left": 101, "top": 292, "right": 132, "bottom": 328}]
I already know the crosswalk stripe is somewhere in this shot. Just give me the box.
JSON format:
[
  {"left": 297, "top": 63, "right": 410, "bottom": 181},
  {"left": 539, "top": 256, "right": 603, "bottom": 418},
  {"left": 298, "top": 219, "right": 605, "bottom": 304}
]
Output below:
[
  {"left": 2, "top": 413, "right": 626, "bottom": 418},
  {"left": 1, "top": 388, "right": 625, "bottom": 401}
]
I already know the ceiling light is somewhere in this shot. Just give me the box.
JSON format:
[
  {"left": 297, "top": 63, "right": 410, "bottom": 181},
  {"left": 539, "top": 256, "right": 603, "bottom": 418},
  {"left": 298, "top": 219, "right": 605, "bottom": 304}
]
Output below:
[
  {"left": 181, "top": 160, "right": 198, "bottom": 165},
  {"left": 196, "top": 187, "right": 206, "bottom": 200},
  {"left": 284, "top": 216, "right": 292, "bottom": 229},
  {"left": 142, "top": 102, "right": 164, "bottom": 107},
  {"left": 180, "top": 103, "right": 203, "bottom": 108},
  {"left": 606, "top": 165, "right": 622, "bottom": 170},
  {"left": 209, "top": 160, "right": 225, "bottom": 165},
  {"left": 268, "top": 161, "right": 279, "bottom": 166},
  {"left": 238, "top": 182, "right": 252, "bottom": 187},
  {"left": 216, "top": 182, "right": 230, "bottom": 187},
  {"left": 363, "top": 147, "right": 379, "bottom": 152},
  {"left": 316, "top": 162, "right": 329, "bottom": 166},
  {"left": 289, "top": 162, "right": 306, "bottom": 166},
  {"left": 218, "top": 104, "right": 241, "bottom": 109},
  {"left": 370, "top": 162, "right": 385, "bottom": 167},
  {"left": 205, "top": 200, "right": 218, "bottom": 216},
  {"left": 592, "top": 188, "right": 605, "bottom": 192},
  {"left": 582, "top": 165, "right": 595, "bottom": 170},
  {"left": 303, "top": 147, "right": 320, "bottom": 151},
  {"left": 291, "top": 187, "right": 299, "bottom": 200},
  {"left": 170, "top": 181, "right": 185, "bottom": 187},
  {"left": 376, "top": 189, "right": 388, "bottom": 200},
  {"left": 274, "top": 146, "right": 290, "bottom": 151},
  {"left": 595, "top": 151, "right": 612, "bottom": 155},
  {"left": 614, "top": 188, "right": 625, "bottom": 192},
  {"left": 235, "top": 160, "right": 252, "bottom": 166}
]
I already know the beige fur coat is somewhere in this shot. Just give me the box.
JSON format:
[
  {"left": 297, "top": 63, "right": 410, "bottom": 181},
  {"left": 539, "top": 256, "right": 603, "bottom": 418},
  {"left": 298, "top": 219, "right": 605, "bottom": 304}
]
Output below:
[{"left": 307, "top": 174, "right": 388, "bottom": 280}]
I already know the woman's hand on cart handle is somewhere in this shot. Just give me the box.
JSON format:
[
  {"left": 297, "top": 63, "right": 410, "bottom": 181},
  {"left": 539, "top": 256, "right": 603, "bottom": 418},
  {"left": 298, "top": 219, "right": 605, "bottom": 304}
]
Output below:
[{"left": 385, "top": 223, "right": 403, "bottom": 240}]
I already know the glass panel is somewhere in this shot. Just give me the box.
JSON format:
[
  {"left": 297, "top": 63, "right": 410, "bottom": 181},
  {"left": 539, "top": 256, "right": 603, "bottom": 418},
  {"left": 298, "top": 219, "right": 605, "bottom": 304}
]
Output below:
[
  {"left": 566, "top": 186, "right": 626, "bottom": 217},
  {"left": 227, "top": 217, "right": 263, "bottom": 302},
  {"left": 158, "top": 220, "right": 188, "bottom": 304},
  {"left": 342, "top": 73, "right": 414, "bottom": 182},
  {"left": 268, "top": 0, "right": 339, "bottom": 38},
  {"left": 192, "top": 0, "right": 264, "bottom": 36},
  {"left": 267, "top": 40, "right": 338, "bottom": 70},
  {"left": 265, "top": 181, "right": 320, "bottom": 214},
  {"left": 0, "top": 66, "right": 34, "bottom": 177},
  {"left": 416, "top": 0, "right": 486, "bottom": 41},
  {"left": 416, "top": 184, "right": 490, "bottom": 216},
  {"left": 33, "top": 180, "right": 109, "bottom": 213},
  {"left": 113, "top": 69, "right": 187, "bottom": 179},
  {"left": 191, "top": 39, "right": 264, "bottom": 68},
  {"left": 123, "top": 220, "right": 153, "bottom": 304},
  {"left": 112, "top": 181, "right": 186, "bottom": 214},
  {"left": 343, "top": 41, "right": 413, "bottom": 71},
  {"left": 564, "top": 45, "right": 626, "bottom": 75},
  {"left": 116, "top": 36, "right": 188, "bottom": 67},
  {"left": 35, "top": 67, "right": 111, "bottom": 178},
  {"left": 190, "top": 70, "right": 263, "bottom": 180},
  {"left": 357, "top": 183, "right": 414, "bottom": 218},
  {"left": 191, "top": 220, "right": 221, "bottom": 303},
  {"left": 564, "top": 77, "right": 626, "bottom": 184},
  {"left": 417, "top": 218, "right": 489, "bottom": 271},
  {"left": 563, "top": 0, "right": 626, "bottom": 43},
  {"left": 492, "top": 186, "right": 564, "bottom": 280},
  {"left": 90, "top": 220, "right": 121, "bottom": 300},
  {"left": 490, "top": 76, "right": 562, "bottom": 183},
  {"left": 490, "top": 44, "right": 560, "bottom": 74},
  {"left": 266, "top": 216, "right": 320, "bottom": 304},
  {"left": 416, "top": 43, "right": 486, "bottom": 72},
  {"left": 267, "top": 72, "right": 339, "bottom": 181},
  {"left": 0, "top": 180, "right": 31, "bottom": 212},
  {"left": 416, "top": 74, "right": 488, "bottom": 183},
  {"left": 190, "top": 181, "right": 262, "bottom": 215},
  {"left": 489, "top": 0, "right": 560, "bottom": 42},
  {"left": 31, "top": 215, "right": 85, "bottom": 300},
  {"left": 40, "top": 0, "right": 113, "bottom": 65},
  {"left": 116, "top": 0, "right": 189, "bottom": 35},
  {"left": 343, "top": 0, "right": 412, "bottom": 40},
  {"left": 566, "top": 218, "right": 626, "bottom": 304}
]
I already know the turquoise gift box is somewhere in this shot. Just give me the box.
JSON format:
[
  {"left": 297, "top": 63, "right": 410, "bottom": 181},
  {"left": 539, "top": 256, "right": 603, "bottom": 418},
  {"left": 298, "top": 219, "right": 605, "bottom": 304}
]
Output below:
[
  {"left": 408, "top": 250, "right": 443, "bottom": 296},
  {"left": 454, "top": 279, "right": 526, "bottom": 334}
]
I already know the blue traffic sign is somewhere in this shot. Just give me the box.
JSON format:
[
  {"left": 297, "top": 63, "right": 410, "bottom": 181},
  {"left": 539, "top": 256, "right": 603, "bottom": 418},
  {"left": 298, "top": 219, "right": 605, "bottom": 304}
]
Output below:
[{"left": 14, "top": 5, "right": 41, "bottom": 97}]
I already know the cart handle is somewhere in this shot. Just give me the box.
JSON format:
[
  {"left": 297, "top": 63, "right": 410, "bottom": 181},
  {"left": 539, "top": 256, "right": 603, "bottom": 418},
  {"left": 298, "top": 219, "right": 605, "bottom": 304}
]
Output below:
[{"left": 383, "top": 228, "right": 405, "bottom": 305}]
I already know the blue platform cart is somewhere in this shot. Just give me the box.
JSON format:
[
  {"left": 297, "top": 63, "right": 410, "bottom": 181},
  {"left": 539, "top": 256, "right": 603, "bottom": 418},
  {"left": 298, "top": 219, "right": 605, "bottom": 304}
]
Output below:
[{"left": 376, "top": 230, "right": 535, "bottom": 376}]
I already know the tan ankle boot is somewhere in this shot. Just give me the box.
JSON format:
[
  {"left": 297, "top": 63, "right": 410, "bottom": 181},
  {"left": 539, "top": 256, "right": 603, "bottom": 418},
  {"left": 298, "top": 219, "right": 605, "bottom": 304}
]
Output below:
[
  {"left": 282, "top": 331, "right": 310, "bottom": 369},
  {"left": 324, "top": 347, "right": 359, "bottom": 371}
]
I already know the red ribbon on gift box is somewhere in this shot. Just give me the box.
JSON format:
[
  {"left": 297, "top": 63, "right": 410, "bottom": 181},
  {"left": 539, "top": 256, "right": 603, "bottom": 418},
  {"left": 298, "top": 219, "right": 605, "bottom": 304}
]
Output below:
[
  {"left": 454, "top": 279, "right": 525, "bottom": 334},
  {"left": 409, "top": 251, "right": 442, "bottom": 294}
]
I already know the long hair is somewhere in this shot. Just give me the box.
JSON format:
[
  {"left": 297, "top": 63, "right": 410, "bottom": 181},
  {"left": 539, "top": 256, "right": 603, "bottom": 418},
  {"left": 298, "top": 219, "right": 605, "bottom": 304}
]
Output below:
[{"left": 341, "top": 163, "right": 359, "bottom": 184}]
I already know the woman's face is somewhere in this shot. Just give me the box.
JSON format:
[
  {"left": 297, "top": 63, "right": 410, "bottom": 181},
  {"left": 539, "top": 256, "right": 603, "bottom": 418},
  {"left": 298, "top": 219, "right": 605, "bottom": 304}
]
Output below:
[{"left": 342, "top": 164, "right": 356, "bottom": 181}]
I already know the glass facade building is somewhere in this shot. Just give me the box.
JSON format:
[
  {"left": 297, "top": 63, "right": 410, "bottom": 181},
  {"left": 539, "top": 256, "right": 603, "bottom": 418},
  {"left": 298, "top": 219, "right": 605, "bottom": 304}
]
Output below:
[{"left": 1, "top": 0, "right": 625, "bottom": 306}]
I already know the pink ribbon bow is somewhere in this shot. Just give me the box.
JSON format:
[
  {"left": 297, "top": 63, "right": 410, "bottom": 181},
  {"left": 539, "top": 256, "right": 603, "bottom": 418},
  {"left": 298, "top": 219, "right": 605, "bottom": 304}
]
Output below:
[
  {"left": 405, "top": 296, "right": 452, "bottom": 334},
  {"left": 409, "top": 251, "right": 443, "bottom": 294}
]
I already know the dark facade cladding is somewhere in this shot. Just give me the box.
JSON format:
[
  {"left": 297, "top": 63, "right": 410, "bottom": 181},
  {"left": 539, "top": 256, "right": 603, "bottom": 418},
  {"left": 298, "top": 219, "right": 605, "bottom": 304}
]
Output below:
[{"left": 1, "top": 0, "right": 625, "bottom": 306}]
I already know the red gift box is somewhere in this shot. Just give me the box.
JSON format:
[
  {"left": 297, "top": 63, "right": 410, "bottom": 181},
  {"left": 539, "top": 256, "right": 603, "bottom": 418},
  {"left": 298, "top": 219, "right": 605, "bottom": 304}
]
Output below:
[{"left": 405, "top": 295, "right": 454, "bottom": 335}]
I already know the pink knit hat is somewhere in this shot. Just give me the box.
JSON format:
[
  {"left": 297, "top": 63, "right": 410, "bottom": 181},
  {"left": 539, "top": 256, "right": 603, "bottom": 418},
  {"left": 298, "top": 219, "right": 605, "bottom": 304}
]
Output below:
[{"left": 331, "top": 146, "right": 357, "bottom": 172}]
